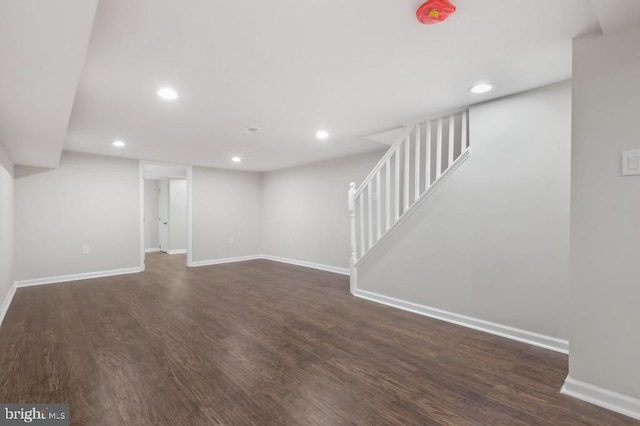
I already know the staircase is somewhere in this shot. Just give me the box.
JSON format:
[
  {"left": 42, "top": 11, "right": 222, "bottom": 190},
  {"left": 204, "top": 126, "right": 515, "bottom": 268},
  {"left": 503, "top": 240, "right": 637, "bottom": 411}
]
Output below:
[{"left": 348, "top": 110, "right": 470, "bottom": 293}]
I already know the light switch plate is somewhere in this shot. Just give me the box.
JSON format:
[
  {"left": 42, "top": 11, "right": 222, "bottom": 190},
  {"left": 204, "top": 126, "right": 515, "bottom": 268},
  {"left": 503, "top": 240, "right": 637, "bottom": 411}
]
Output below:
[{"left": 622, "top": 150, "right": 640, "bottom": 176}]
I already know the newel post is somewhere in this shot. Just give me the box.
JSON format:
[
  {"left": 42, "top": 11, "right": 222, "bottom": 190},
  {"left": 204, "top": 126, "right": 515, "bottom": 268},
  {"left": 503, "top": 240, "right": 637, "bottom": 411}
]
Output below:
[{"left": 348, "top": 182, "right": 357, "bottom": 294}]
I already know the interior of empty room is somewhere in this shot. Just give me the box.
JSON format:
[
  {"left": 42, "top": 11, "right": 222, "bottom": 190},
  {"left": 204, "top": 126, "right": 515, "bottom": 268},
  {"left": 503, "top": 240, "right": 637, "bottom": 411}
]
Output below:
[{"left": 1, "top": 0, "right": 640, "bottom": 424}]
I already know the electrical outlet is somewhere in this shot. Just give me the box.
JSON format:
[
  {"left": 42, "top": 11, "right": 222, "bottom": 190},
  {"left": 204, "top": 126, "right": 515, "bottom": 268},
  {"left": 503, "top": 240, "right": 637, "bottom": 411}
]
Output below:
[
  {"left": 82, "top": 245, "right": 90, "bottom": 255},
  {"left": 288, "top": 237, "right": 293, "bottom": 245},
  {"left": 229, "top": 237, "right": 235, "bottom": 245}
]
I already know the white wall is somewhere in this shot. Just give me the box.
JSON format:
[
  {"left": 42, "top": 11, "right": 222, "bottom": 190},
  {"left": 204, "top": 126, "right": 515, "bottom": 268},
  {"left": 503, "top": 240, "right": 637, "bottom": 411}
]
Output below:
[
  {"left": 356, "top": 81, "right": 571, "bottom": 339},
  {"left": 0, "top": 143, "right": 12, "bottom": 176},
  {"left": 14, "top": 152, "right": 140, "bottom": 281},
  {"left": 570, "top": 27, "right": 640, "bottom": 399},
  {"left": 191, "top": 167, "right": 262, "bottom": 262},
  {"left": 144, "top": 179, "right": 159, "bottom": 250},
  {"left": 262, "top": 150, "right": 385, "bottom": 269},
  {"left": 0, "top": 144, "right": 14, "bottom": 322},
  {"left": 169, "top": 178, "right": 187, "bottom": 251}
]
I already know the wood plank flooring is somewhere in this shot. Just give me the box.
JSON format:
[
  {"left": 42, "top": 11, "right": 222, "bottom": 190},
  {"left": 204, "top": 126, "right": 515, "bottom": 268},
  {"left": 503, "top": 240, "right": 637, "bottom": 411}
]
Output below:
[{"left": 0, "top": 253, "right": 636, "bottom": 425}]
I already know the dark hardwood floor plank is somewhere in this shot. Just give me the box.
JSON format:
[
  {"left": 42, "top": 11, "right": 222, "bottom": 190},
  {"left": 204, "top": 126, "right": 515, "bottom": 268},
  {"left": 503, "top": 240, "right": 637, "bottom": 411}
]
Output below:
[{"left": 0, "top": 253, "right": 636, "bottom": 425}]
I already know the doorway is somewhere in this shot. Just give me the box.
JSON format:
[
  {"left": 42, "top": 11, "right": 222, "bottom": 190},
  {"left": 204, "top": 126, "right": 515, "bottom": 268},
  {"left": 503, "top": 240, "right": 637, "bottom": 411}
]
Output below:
[{"left": 139, "top": 161, "right": 193, "bottom": 271}]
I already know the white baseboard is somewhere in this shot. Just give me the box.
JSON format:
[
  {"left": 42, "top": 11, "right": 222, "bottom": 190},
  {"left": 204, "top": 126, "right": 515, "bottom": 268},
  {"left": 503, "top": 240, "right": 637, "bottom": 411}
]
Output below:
[
  {"left": 261, "top": 255, "right": 350, "bottom": 276},
  {"left": 14, "top": 267, "right": 142, "bottom": 288},
  {"left": 190, "top": 254, "right": 349, "bottom": 276},
  {"left": 562, "top": 376, "right": 640, "bottom": 420},
  {"left": 190, "top": 255, "right": 263, "bottom": 267},
  {"left": 0, "top": 283, "right": 17, "bottom": 328},
  {"left": 353, "top": 289, "right": 569, "bottom": 354},
  {"left": 167, "top": 249, "right": 187, "bottom": 255},
  {"left": 145, "top": 247, "right": 161, "bottom": 253}
]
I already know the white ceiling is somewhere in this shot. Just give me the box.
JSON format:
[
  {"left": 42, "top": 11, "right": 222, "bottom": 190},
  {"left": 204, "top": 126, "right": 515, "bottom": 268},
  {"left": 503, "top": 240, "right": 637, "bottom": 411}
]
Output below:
[
  {"left": 2, "top": 1, "right": 640, "bottom": 171},
  {"left": 367, "top": 128, "right": 404, "bottom": 146},
  {"left": 0, "top": 0, "right": 97, "bottom": 168},
  {"left": 591, "top": 0, "right": 640, "bottom": 35}
]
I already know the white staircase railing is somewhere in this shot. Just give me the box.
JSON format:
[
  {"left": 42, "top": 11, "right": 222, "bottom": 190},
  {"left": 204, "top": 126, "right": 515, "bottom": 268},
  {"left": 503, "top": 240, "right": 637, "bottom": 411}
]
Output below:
[{"left": 349, "top": 110, "right": 470, "bottom": 272}]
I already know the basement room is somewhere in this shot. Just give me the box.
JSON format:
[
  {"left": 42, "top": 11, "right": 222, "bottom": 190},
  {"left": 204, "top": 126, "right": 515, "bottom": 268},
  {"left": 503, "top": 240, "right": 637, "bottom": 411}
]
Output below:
[{"left": 1, "top": 0, "right": 639, "bottom": 424}]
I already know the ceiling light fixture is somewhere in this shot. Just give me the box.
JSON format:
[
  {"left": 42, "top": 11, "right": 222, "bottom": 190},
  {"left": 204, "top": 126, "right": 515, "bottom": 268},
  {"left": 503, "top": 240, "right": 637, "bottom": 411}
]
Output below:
[
  {"left": 316, "top": 130, "right": 329, "bottom": 140},
  {"left": 112, "top": 140, "right": 126, "bottom": 148},
  {"left": 157, "top": 87, "right": 178, "bottom": 100},
  {"left": 231, "top": 156, "right": 242, "bottom": 163},
  {"left": 470, "top": 82, "right": 494, "bottom": 94}
]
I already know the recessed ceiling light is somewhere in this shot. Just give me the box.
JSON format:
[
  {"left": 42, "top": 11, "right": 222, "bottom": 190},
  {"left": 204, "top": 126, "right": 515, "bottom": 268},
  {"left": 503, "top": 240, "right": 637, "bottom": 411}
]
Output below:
[
  {"left": 470, "top": 82, "right": 494, "bottom": 94},
  {"left": 231, "top": 156, "right": 242, "bottom": 163},
  {"left": 112, "top": 140, "right": 126, "bottom": 148},
  {"left": 316, "top": 130, "right": 329, "bottom": 140},
  {"left": 157, "top": 87, "right": 178, "bottom": 100}
]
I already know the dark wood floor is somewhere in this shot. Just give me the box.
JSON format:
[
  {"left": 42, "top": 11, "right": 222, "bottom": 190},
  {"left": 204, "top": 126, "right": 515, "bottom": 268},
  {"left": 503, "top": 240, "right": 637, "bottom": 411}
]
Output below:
[{"left": 0, "top": 253, "right": 635, "bottom": 425}]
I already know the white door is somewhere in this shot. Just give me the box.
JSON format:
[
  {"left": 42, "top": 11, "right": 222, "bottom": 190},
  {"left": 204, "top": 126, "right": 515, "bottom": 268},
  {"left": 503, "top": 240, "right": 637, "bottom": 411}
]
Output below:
[{"left": 158, "top": 178, "right": 170, "bottom": 253}]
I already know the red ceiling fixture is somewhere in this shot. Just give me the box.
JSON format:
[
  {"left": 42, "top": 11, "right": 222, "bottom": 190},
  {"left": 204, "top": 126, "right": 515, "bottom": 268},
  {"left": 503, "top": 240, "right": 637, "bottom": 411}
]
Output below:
[{"left": 416, "top": 0, "right": 457, "bottom": 25}]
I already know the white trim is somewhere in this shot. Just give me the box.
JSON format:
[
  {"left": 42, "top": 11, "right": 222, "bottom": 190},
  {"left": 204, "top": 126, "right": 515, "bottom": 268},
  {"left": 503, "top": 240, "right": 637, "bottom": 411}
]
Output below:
[
  {"left": 0, "top": 283, "right": 17, "bottom": 328},
  {"left": 139, "top": 161, "right": 194, "bottom": 270},
  {"left": 186, "top": 166, "right": 193, "bottom": 267},
  {"left": 262, "top": 255, "right": 350, "bottom": 275},
  {"left": 355, "top": 124, "right": 416, "bottom": 198},
  {"left": 167, "top": 249, "right": 187, "bottom": 255},
  {"left": 355, "top": 148, "right": 470, "bottom": 267},
  {"left": 190, "top": 255, "right": 263, "bottom": 267},
  {"left": 146, "top": 174, "right": 187, "bottom": 179},
  {"left": 353, "top": 288, "right": 569, "bottom": 354},
  {"left": 14, "top": 267, "right": 142, "bottom": 288},
  {"left": 350, "top": 264, "right": 357, "bottom": 295},
  {"left": 561, "top": 376, "right": 640, "bottom": 420},
  {"left": 139, "top": 161, "right": 145, "bottom": 272},
  {"left": 145, "top": 247, "right": 161, "bottom": 253},
  {"left": 189, "top": 254, "right": 350, "bottom": 276}
]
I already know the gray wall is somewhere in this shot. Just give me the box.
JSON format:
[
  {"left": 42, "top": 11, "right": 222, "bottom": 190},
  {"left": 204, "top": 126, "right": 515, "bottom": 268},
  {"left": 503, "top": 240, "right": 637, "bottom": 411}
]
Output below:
[
  {"left": 0, "top": 144, "right": 14, "bottom": 317},
  {"left": 357, "top": 82, "right": 571, "bottom": 339},
  {"left": 169, "top": 179, "right": 187, "bottom": 251},
  {"left": 262, "top": 150, "right": 385, "bottom": 269},
  {"left": 192, "top": 167, "right": 262, "bottom": 262},
  {"left": 9, "top": 149, "right": 384, "bottom": 276},
  {"left": 144, "top": 179, "right": 159, "bottom": 250},
  {"left": 14, "top": 152, "right": 140, "bottom": 280},
  {"left": 571, "top": 27, "right": 640, "bottom": 399}
]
